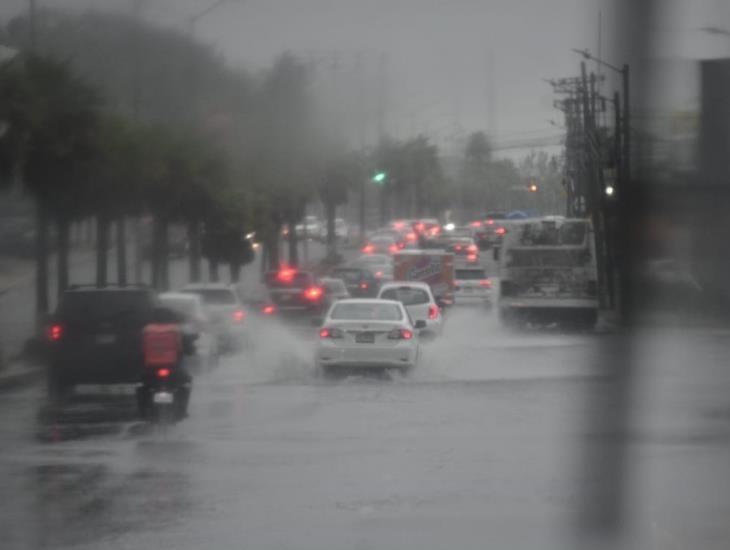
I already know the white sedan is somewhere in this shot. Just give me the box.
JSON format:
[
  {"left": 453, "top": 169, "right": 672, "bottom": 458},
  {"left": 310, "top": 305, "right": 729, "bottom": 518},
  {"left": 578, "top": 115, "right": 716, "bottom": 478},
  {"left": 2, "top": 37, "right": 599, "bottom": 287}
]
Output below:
[
  {"left": 315, "top": 299, "right": 424, "bottom": 373},
  {"left": 376, "top": 281, "right": 444, "bottom": 337}
]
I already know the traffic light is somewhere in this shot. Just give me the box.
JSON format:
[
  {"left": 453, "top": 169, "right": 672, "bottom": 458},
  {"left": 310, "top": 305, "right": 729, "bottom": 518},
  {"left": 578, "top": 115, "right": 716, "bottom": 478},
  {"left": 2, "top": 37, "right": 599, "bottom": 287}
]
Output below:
[
  {"left": 372, "top": 171, "right": 387, "bottom": 184},
  {"left": 528, "top": 180, "right": 538, "bottom": 192}
]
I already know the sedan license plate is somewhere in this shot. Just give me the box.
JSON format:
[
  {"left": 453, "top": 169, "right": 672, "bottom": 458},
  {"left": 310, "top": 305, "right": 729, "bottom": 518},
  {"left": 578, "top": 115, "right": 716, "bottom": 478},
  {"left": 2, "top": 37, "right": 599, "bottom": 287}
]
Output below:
[
  {"left": 95, "top": 333, "right": 117, "bottom": 344},
  {"left": 153, "top": 391, "right": 174, "bottom": 405},
  {"left": 355, "top": 332, "right": 375, "bottom": 344}
]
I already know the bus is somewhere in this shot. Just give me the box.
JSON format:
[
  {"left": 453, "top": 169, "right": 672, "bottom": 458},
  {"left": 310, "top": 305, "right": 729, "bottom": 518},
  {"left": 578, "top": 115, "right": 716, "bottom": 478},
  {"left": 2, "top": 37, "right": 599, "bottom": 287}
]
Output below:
[{"left": 496, "top": 217, "right": 599, "bottom": 328}]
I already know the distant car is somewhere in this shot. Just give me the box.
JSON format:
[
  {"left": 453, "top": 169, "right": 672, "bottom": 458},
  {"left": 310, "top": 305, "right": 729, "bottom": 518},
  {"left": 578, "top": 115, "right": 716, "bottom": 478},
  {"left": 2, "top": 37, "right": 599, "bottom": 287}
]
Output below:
[
  {"left": 315, "top": 299, "right": 424, "bottom": 374},
  {"left": 331, "top": 266, "right": 380, "bottom": 297},
  {"left": 159, "top": 292, "right": 218, "bottom": 370},
  {"left": 180, "top": 283, "right": 247, "bottom": 352},
  {"left": 362, "top": 235, "right": 399, "bottom": 255},
  {"left": 319, "top": 277, "right": 351, "bottom": 309},
  {"left": 350, "top": 254, "right": 393, "bottom": 282},
  {"left": 472, "top": 212, "right": 509, "bottom": 250},
  {"left": 263, "top": 268, "right": 326, "bottom": 317},
  {"left": 238, "top": 285, "right": 280, "bottom": 318},
  {"left": 444, "top": 225, "right": 476, "bottom": 240},
  {"left": 45, "top": 285, "right": 159, "bottom": 397},
  {"left": 413, "top": 218, "right": 441, "bottom": 243},
  {"left": 376, "top": 281, "right": 444, "bottom": 337},
  {"left": 446, "top": 237, "right": 480, "bottom": 266},
  {"left": 454, "top": 267, "right": 493, "bottom": 307}
]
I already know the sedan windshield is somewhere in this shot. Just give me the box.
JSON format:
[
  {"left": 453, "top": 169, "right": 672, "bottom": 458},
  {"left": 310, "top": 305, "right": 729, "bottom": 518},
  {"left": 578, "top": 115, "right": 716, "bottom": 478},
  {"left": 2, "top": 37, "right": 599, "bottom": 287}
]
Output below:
[{"left": 330, "top": 302, "right": 403, "bottom": 321}]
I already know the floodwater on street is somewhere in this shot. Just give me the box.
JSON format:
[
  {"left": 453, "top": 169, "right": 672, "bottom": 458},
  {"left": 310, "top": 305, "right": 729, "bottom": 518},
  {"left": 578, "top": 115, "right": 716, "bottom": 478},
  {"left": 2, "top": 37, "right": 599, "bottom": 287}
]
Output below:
[{"left": 1, "top": 306, "right": 729, "bottom": 550}]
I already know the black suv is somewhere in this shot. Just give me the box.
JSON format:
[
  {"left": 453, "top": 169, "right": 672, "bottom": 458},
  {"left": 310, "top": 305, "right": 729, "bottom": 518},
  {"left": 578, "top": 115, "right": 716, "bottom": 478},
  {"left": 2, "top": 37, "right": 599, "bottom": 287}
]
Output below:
[{"left": 46, "top": 285, "right": 158, "bottom": 396}]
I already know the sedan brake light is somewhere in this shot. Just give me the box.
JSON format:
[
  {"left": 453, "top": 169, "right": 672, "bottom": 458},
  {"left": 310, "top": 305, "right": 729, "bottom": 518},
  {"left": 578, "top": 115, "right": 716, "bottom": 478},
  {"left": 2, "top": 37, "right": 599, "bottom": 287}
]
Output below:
[
  {"left": 495, "top": 227, "right": 507, "bottom": 236},
  {"left": 319, "top": 327, "right": 344, "bottom": 339},
  {"left": 479, "top": 279, "right": 492, "bottom": 288},
  {"left": 362, "top": 244, "right": 375, "bottom": 254},
  {"left": 428, "top": 304, "right": 439, "bottom": 320},
  {"left": 388, "top": 328, "right": 413, "bottom": 340},
  {"left": 156, "top": 368, "right": 171, "bottom": 378},
  {"left": 359, "top": 282, "right": 369, "bottom": 289},
  {"left": 388, "top": 244, "right": 399, "bottom": 254},
  {"left": 232, "top": 310, "right": 246, "bottom": 323},
  {"left": 261, "top": 304, "right": 276, "bottom": 315}
]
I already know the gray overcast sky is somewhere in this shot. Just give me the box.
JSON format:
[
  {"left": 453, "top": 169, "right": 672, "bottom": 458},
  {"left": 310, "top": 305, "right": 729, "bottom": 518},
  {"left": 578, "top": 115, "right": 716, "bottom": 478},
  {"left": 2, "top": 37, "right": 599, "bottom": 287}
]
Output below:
[{"left": 2, "top": 0, "right": 606, "bottom": 153}]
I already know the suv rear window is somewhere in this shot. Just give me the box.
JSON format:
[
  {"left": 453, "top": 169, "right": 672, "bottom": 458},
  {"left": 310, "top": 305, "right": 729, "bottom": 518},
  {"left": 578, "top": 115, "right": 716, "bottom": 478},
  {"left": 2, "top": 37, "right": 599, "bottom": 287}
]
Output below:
[
  {"left": 332, "top": 269, "right": 366, "bottom": 284},
  {"left": 264, "top": 272, "right": 314, "bottom": 289},
  {"left": 456, "top": 269, "right": 486, "bottom": 280},
  {"left": 380, "top": 287, "right": 430, "bottom": 306},
  {"left": 58, "top": 290, "right": 154, "bottom": 322},
  {"left": 183, "top": 289, "right": 237, "bottom": 305},
  {"left": 331, "top": 302, "right": 403, "bottom": 321}
]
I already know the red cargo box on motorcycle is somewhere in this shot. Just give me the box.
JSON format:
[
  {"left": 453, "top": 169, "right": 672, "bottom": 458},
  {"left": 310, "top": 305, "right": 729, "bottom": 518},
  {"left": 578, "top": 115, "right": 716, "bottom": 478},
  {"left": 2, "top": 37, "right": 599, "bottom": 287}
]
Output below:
[{"left": 143, "top": 323, "right": 182, "bottom": 367}]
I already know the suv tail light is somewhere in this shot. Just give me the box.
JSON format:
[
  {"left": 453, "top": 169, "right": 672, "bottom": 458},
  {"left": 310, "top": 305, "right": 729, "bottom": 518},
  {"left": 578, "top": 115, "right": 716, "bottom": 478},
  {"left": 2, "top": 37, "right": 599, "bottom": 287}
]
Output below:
[
  {"left": 495, "top": 227, "right": 507, "bottom": 236},
  {"left": 232, "top": 310, "right": 246, "bottom": 323},
  {"left": 304, "top": 286, "right": 323, "bottom": 301},
  {"left": 319, "top": 327, "right": 344, "bottom": 339},
  {"left": 428, "top": 304, "right": 439, "bottom": 320},
  {"left": 47, "top": 324, "right": 63, "bottom": 341},
  {"left": 261, "top": 304, "right": 276, "bottom": 315},
  {"left": 388, "top": 244, "right": 399, "bottom": 254},
  {"left": 277, "top": 267, "right": 297, "bottom": 283},
  {"left": 467, "top": 244, "right": 478, "bottom": 254},
  {"left": 479, "top": 279, "right": 492, "bottom": 288},
  {"left": 156, "top": 368, "right": 171, "bottom": 378},
  {"left": 388, "top": 328, "right": 413, "bottom": 340},
  {"left": 359, "top": 282, "right": 369, "bottom": 290},
  {"left": 362, "top": 244, "right": 375, "bottom": 254}
]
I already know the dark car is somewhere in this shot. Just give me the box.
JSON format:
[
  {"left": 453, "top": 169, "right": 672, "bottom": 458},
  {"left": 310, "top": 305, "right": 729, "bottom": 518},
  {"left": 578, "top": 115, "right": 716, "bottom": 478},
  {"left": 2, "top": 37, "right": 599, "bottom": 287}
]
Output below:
[
  {"left": 263, "top": 268, "right": 326, "bottom": 317},
  {"left": 45, "top": 285, "right": 159, "bottom": 396},
  {"left": 319, "top": 277, "right": 351, "bottom": 309},
  {"left": 331, "top": 266, "right": 380, "bottom": 297}
]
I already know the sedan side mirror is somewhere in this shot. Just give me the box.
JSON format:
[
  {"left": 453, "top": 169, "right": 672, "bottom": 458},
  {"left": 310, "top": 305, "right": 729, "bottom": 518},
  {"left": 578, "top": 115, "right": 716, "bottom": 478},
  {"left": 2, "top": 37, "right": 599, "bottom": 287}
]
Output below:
[
  {"left": 311, "top": 317, "right": 323, "bottom": 327},
  {"left": 414, "top": 320, "right": 427, "bottom": 329}
]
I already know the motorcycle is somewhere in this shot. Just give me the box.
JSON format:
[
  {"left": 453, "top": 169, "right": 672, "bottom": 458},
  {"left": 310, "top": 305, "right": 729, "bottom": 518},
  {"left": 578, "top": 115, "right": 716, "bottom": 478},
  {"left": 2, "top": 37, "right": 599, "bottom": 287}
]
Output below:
[{"left": 136, "top": 313, "right": 195, "bottom": 424}]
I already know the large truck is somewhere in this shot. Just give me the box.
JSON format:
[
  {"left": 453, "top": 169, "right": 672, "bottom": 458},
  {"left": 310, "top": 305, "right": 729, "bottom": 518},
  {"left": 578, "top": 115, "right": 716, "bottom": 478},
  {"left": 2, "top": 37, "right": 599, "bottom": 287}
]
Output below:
[
  {"left": 393, "top": 250, "right": 455, "bottom": 305},
  {"left": 496, "top": 217, "right": 599, "bottom": 328}
]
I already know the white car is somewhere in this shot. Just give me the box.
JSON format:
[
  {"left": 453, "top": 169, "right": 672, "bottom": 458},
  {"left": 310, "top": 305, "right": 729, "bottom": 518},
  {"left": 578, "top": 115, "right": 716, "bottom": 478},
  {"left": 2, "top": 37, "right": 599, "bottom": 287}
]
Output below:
[
  {"left": 158, "top": 292, "right": 219, "bottom": 370},
  {"left": 376, "top": 281, "right": 444, "bottom": 337},
  {"left": 180, "top": 283, "right": 248, "bottom": 352},
  {"left": 315, "top": 299, "right": 424, "bottom": 373},
  {"left": 454, "top": 267, "right": 493, "bottom": 307}
]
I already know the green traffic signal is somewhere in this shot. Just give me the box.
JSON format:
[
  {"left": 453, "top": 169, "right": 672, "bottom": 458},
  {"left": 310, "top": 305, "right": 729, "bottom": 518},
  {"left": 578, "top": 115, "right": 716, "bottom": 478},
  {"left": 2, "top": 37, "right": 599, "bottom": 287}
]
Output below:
[{"left": 372, "top": 172, "right": 387, "bottom": 184}]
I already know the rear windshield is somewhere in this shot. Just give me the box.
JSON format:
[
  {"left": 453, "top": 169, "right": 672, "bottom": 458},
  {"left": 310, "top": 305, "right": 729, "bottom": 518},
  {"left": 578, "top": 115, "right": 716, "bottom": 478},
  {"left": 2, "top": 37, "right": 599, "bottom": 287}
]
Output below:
[
  {"left": 160, "top": 298, "right": 197, "bottom": 319},
  {"left": 355, "top": 255, "right": 390, "bottom": 265},
  {"left": 456, "top": 269, "right": 487, "bottom": 280},
  {"left": 183, "top": 289, "right": 237, "bottom": 305},
  {"left": 264, "top": 272, "right": 313, "bottom": 289},
  {"left": 331, "top": 302, "right": 403, "bottom": 321},
  {"left": 516, "top": 221, "right": 588, "bottom": 246},
  {"left": 332, "top": 269, "right": 366, "bottom": 283},
  {"left": 380, "top": 287, "right": 430, "bottom": 306},
  {"left": 59, "top": 291, "right": 153, "bottom": 322},
  {"left": 506, "top": 248, "right": 592, "bottom": 268}
]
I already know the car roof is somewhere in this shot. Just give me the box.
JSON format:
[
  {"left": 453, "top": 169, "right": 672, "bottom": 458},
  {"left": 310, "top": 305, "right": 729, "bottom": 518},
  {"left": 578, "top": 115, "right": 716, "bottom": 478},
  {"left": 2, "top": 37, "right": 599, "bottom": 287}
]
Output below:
[
  {"left": 159, "top": 292, "right": 203, "bottom": 302},
  {"left": 379, "top": 281, "right": 431, "bottom": 291},
  {"left": 181, "top": 283, "right": 234, "bottom": 290},
  {"left": 330, "top": 298, "right": 403, "bottom": 307},
  {"left": 64, "top": 285, "right": 151, "bottom": 294}
]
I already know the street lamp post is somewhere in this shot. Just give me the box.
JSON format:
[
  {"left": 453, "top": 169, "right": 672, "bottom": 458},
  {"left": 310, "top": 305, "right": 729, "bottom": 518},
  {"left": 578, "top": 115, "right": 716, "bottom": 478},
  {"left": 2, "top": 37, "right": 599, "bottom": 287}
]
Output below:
[{"left": 572, "top": 49, "right": 630, "bottom": 188}]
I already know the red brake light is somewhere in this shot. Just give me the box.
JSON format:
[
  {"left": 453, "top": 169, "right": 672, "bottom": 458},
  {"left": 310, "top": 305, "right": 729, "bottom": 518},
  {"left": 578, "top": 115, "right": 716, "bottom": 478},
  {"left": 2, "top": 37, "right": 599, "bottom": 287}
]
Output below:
[
  {"left": 467, "top": 254, "right": 478, "bottom": 262},
  {"left": 428, "top": 304, "right": 439, "bottom": 320},
  {"left": 304, "top": 286, "right": 323, "bottom": 301},
  {"left": 262, "top": 305, "right": 276, "bottom": 315},
  {"left": 320, "top": 327, "right": 343, "bottom": 339},
  {"left": 454, "top": 244, "right": 462, "bottom": 251},
  {"left": 495, "top": 227, "right": 506, "bottom": 235},
  {"left": 415, "top": 223, "right": 425, "bottom": 232},
  {"left": 388, "top": 244, "right": 398, "bottom": 254},
  {"left": 470, "top": 221, "right": 482, "bottom": 228},
  {"left": 157, "top": 368, "right": 171, "bottom": 378},
  {"left": 277, "top": 267, "right": 297, "bottom": 282},
  {"left": 406, "top": 232, "right": 417, "bottom": 242},
  {"left": 359, "top": 282, "right": 369, "bottom": 289},
  {"left": 375, "top": 271, "right": 383, "bottom": 279},
  {"left": 232, "top": 310, "right": 246, "bottom": 322},
  {"left": 479, "top": 279, "right": 492, "bottom": 288},
  {"left": 486, "top": 219, "right": 495, "bottom": 225},
  {"left": 47, "top": 324, "right": 63, "bottom": 341},
  {"left": 393, "top": 221, "right": 405, "bottom": 230},
  {"left": 467, "top": 244, "right": 478, "bottom": 254},
  {"left": 388, "top": 328, "right": 413, "bottom": 340},
  {"left": 362, "top": 244, "right": 375, "bottom": 254}
]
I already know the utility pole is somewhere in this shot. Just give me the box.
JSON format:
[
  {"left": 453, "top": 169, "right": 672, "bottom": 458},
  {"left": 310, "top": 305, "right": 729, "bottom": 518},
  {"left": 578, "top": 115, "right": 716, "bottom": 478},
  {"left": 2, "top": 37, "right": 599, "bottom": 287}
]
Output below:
[{"left": 621, "top": 63, "right": 630, "bottom": 186}]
